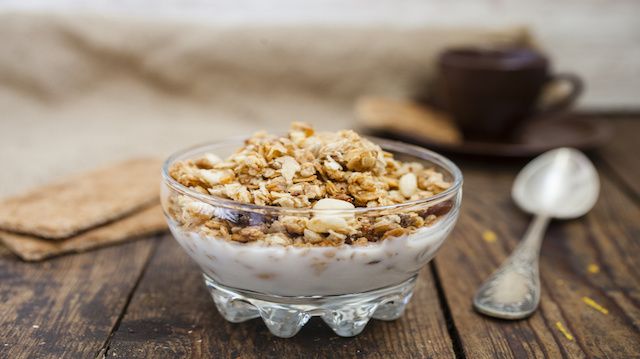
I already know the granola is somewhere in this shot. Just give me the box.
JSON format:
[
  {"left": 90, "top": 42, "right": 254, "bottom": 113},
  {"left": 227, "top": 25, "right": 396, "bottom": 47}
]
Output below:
[{"left": 167, "top": 122, "right": 453, "bottom": 246}]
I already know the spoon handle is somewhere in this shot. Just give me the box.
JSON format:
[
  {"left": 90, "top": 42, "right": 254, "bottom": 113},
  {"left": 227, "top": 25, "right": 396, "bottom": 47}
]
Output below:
[{"left": 473, "top": 215, "right": 550, "bottom": 319}]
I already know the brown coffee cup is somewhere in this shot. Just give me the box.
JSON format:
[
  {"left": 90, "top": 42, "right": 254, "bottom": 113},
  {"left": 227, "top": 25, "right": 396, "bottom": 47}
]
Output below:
[{"left": 434, "top": 47, "right": 583, "bottom": 141}]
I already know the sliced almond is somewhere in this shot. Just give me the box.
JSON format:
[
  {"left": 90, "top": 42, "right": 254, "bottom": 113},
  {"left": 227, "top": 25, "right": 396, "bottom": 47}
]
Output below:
[
  {"left": 307, "top": 216, "right": 351, "bottom": 234},
  {"left": 313, "top": 198, "right": 355, "bottom": 211},
  {"left": 199, "top": 169, "right": 234, "bottom": 186},
  {"left": 303, "top": 229, "right": 324, "bottom": 243},
  {"left": 276, "top": 156, "right": 301, "bottom": 183},
  {"left": 399, "top": 172, "right": 417, "bottom": 198}
]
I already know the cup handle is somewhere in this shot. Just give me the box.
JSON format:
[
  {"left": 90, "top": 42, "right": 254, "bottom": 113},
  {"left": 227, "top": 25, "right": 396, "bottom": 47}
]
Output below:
[{"left": 538, "top": 73, "right": 584, "bottom": 115}]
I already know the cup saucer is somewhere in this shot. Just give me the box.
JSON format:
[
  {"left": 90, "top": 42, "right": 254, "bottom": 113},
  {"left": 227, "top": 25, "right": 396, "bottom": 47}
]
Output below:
[
  {"left": 356, "top": 97, "right": 611, "bottom": 158},
  {"left": 372, "top": 115, "right": 611, "bottom": 158}
]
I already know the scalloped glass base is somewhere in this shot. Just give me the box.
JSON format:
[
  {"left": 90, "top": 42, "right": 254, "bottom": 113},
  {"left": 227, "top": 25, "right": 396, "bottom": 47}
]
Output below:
[{"left": 204, "top": 274, "right": 417, "bottom": 338}]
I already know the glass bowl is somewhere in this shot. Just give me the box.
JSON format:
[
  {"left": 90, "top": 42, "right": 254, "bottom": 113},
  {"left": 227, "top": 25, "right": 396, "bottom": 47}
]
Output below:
[{"left": 161, "top": 137, "right": 463, "bottom": 338}]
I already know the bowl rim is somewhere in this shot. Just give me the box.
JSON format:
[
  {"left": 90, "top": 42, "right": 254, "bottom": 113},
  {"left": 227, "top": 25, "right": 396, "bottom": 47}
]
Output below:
[{"left": 162, "top": 135, "right": 463, "bottom": 214}]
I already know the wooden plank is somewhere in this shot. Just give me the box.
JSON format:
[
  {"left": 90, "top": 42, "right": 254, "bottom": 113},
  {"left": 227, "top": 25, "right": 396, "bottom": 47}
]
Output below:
[
  {"left": 597, "top": 117, "right": 640, "bottom": 198},
  {"left": 107, "top": 235, "right": 456, "bottom": 358},
  {"left": 433, "top": 161, "right": 640, "bottom": 358},
  {"left": 0, "top": 238, "right": 157, "bottom": 359}
]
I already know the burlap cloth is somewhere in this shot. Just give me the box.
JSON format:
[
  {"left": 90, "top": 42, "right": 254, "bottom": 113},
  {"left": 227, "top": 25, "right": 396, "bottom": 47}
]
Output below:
[{"left": 0, "top": 12, "right": 531, "bottom": 197}]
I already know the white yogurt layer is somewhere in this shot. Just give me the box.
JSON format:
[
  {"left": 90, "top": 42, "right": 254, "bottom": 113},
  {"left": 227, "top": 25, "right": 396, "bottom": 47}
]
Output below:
[{"left": 170, "top": 211, "right": 458, "bottom": 296}]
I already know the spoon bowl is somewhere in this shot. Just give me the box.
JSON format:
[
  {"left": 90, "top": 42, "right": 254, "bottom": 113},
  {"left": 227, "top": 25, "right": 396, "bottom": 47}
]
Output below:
[
  {"left": 512, "top": 148, "right": 600, "bottom": 219},
  {"left": 474, "top": 147, "right": 600, "bottom": 319}
]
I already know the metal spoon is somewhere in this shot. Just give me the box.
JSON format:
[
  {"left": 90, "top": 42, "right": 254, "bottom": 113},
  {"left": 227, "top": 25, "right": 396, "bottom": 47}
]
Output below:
[{"left": 473, "top": 148, "right": 600, "bottom": 319}]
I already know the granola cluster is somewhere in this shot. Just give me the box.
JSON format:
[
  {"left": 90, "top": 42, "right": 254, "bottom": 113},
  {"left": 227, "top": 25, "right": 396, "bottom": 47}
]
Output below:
[{"left": 167, "top": 123, "right": 453, "bottom": 246}]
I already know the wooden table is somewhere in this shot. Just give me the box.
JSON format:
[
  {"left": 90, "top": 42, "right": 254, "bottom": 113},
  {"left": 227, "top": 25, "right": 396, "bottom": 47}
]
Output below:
[{"left": 1, "top": 117, "right": 639, "bottom": 358}]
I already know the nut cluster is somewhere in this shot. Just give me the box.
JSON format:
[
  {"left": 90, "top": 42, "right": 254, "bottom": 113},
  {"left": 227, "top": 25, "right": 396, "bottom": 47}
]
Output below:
[{"left": 167, "top": 123, "right": 453, "bottom": 246}]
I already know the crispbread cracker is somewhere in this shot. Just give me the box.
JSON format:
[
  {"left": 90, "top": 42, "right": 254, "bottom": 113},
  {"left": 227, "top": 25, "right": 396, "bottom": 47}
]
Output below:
[
  {"left": 0, "top": 158, "right": 162, "bottom": 239},
  {"left": 0, "top": 204, "right": 167, "bottom": 261}
]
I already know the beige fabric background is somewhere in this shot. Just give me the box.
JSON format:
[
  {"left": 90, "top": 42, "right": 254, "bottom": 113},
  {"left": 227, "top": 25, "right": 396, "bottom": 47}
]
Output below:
[
  {"left": 3, "top": 0, "right": 639, "bottom": 108},
  {"left": 0, "top": 13, "right": 530, "bottom": 197}
]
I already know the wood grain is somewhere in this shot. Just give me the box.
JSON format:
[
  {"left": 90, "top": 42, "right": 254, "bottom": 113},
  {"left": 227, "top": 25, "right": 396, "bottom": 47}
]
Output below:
[
  {"left": 433, "top": 160, "right": 640, "bottom": 358},
  {"left": 1, "top": 118, "right": 638, "bottom": 358},
  {"left": 597, "top": 117, "right": 640, "bottom": 199},
  {"left": 107, "top": 236, "right": 456, "bottom": 358},
  {"left": 0, "top": 238, "right": 157, "bottom": 359}
]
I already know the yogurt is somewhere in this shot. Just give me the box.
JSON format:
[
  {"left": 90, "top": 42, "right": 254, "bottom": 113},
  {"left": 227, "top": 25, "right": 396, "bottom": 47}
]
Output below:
[{"left": 169, "top": 207, "right": 458, "bottom": 296}]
